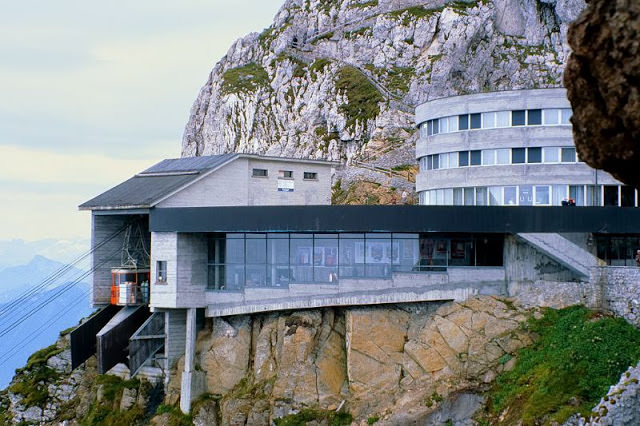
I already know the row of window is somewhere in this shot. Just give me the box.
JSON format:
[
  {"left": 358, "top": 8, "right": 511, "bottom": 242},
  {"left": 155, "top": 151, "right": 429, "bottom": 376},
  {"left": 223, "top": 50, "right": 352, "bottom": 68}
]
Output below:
[
  {"left": 419, "top": 147, "right": 579, "bottom": 170},
  {"left": 251, "top": 168, "right": 318, "bottom": 180},
  {"left": 420, "top": 108, "right": 572, "bottom": 137},
  {"left": 205, "top": 233, "right": 504, "bottom": 290},
  {"left": 419, "top": 184, "right": 638, "bottom": 207}
]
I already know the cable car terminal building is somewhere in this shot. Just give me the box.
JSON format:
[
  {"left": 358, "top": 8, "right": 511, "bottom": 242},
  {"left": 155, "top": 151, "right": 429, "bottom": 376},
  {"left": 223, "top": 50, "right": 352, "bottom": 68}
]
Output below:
[{"left": 74, "top": 91, "right": 640, "bottom": 414}]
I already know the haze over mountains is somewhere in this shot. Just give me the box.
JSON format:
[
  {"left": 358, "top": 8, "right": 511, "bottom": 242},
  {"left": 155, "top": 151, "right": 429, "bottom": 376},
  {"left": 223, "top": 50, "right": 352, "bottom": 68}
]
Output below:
[{"left": 0, "top": 251, "right": 91, "bottom": 389}]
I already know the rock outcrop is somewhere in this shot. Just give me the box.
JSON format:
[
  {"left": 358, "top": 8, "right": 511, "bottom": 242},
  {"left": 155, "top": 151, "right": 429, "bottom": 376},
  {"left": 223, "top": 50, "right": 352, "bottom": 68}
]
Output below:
[
  {"left": 172, "top": 296, "right": 535, "bottom": 424},
  {"left": 564, "top": 0, "right": 640, "bottom": 189},
  {"left": 182, "top": 0, "right": 585, "bottom": 193}
]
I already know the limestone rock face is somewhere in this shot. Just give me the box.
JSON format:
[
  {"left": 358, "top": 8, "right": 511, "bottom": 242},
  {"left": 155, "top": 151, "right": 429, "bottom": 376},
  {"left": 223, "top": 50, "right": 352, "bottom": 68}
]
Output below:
[
  {"left": 564, "top": 0, "right": 640, "bottom": 189},
  {"left": 192, "top": 296, "right": 535, "bottom": 424},
  {"left": 182, "top": 0, "right": 585, "bottom": 179}
]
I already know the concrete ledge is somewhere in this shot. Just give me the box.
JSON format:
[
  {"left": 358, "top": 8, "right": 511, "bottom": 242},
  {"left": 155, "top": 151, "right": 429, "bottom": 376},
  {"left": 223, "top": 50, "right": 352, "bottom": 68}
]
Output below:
[{"left": 205, "top": 281, "right": 506, "bottom": 317}]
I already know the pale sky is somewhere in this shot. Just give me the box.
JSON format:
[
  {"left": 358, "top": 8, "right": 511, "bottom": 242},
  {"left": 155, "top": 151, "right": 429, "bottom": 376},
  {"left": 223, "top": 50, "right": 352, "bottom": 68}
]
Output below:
[{"left": 0, "top": 0, "right": 284, "bottom": 241}]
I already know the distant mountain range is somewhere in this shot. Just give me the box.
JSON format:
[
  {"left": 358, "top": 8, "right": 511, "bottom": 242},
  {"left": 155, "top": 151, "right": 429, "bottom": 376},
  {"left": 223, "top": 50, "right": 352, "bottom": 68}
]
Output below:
[
  {"left": 0, "top": 255, "right": 92, "bottom": 389},
  {"left": 0, "top": 238, "right": 89, "bottom": 272}
]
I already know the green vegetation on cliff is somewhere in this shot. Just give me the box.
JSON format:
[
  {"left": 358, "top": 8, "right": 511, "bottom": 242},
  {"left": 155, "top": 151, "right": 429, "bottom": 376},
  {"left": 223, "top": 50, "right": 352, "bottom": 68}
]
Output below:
[
  {"left": 480, "top": 305, "right": 640, "bottom": 425},
  {"left": 221, "top": 63, "right": 271, "bottom": 95},
  {"left": 335, "top": 66, "right": 383, "bottom": 129}
]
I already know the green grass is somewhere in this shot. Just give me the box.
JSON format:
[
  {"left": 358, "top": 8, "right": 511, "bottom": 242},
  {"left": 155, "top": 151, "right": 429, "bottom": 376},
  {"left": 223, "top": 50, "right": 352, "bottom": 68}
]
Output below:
[
  {"left": 81, "top": 376, "right": 144, "bottom": 426},
  {"left": 335, "top": 66, "right": 384, "bottom": 129},
  {"left": 485, "top": 305, "right": 640, "bottom": 425},
  {"left": 9, "top": 343, "right": 63, "bottom": 407},
  {"left": 274, "top": 408, "right": 353, "bottom": 426},
  {"left": 155, "top": 404, "right": 193, "bottom": 426},
  {"left": 389, "top": 6, "right": 443, "bottom": 25},
  {"left": 221, "top": 63, "right": 270, "bottom": 95}
]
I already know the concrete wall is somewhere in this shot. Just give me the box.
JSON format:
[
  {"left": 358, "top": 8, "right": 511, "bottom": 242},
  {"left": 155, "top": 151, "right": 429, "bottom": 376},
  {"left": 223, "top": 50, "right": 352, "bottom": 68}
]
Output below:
[
  {"left": 150, "top": 232, "right": 178, "bottom": 308},
  {"left": 164, "top": 308, "right": 186, "bottom": 368},
  {"left": 176, "top": 234, "right": 207, "bottom": 307},
  {"left": 91, "top": 214, "right": 130, "bottom": 306},
  {"left": 156, "top": 157, "right": 333, "bottom": 208},
  {"left": 504, "top": 235, "right": 581, "bottom": 283},
  {"left": 246, "top": 158, "right": 333, "bottom": 205}
]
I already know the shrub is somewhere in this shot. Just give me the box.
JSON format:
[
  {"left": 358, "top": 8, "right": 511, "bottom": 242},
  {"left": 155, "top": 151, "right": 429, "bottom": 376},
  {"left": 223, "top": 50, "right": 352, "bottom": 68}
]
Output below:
[
  {"left": 336, "top": 66, "right": 384, "bottom": 129},
  {"left": 221, "top": 63, "right": 270, "bottom": 95}
]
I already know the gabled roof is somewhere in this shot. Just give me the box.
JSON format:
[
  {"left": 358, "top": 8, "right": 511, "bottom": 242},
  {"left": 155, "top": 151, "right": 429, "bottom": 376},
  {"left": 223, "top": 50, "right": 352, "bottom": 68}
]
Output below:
[{"left": 79, "top": 154, "right": 238, "bottom": 211}]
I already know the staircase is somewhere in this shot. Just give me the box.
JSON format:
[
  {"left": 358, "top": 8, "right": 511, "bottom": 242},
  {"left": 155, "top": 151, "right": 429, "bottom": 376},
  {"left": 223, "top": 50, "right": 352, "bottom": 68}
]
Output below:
[{"left": 517, "top": 233, "right": 603, "bottom": 279}]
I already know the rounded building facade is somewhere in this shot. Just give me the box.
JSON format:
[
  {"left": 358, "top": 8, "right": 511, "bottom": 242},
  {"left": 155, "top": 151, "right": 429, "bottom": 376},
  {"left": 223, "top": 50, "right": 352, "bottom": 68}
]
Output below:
[{"left": 415, "top": 88, "right": 637, "bottom": 207}]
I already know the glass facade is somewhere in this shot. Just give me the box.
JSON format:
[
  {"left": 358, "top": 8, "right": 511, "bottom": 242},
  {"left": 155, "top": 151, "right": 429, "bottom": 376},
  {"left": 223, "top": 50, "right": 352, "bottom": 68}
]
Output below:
[
  {"left": 420, "top": 108, "right": 572, "bottom": 137},
  {"left": 206, "top": 233, "right": 504, "bottom": 290},
  {"left": 420, "top": 185, "right": 638, "bottom": 207}
]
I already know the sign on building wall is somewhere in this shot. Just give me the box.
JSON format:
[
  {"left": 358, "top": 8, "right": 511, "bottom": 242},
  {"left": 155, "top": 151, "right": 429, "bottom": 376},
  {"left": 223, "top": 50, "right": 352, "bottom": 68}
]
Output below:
[{"left": 277, "top": 179, "right": 294, "bottom": 192}]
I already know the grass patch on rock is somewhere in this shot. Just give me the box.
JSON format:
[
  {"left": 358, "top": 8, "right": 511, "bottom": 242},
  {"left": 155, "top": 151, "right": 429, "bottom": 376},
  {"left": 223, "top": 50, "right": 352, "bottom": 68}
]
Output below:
[
  {"left": 481, "top": 305, "right": 640, "bottom": 425},
  {"left": 336, "top": 66, "right": 383, "bottom": 130},
  {"left": 9, "top": 343, "right": 62, "bottom": 407},
  {"left": 274, "top": 408, "right": 353, "bottom": 426},
  {"left": 221, "top": 63, "right": 270, "bottom": 95}
]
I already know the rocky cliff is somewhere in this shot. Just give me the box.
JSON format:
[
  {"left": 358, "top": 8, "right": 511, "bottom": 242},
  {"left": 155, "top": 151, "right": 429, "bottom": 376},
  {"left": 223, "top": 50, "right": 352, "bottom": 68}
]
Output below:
[{"left": 182, "top": 0, "right": 585, "bottom": 194}]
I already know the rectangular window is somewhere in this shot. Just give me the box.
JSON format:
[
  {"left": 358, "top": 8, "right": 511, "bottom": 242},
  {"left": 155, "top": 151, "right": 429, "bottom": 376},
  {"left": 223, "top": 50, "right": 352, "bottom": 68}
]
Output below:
[
  {"left": 543, "top": 109, "right": 560, "bottom": 125},
  {"left": 512, "top": 148, "right": 526, "bottom": 164},
  {"left": 553, "top": 185, "right": 568, "bottom": 206},
  {"left": 453, "top": 188, "right": 463, "bottom": 205},
  {"left": 488, "top": 186, "right": 501, "bottom": 205},
  {"left": 496, "top": 111, "right": 511, "bottom": 127},
  {"left": 535, "top": 186, "right": 550, "bottom": 205},
  {"left": 433, "top": 119, "right": 439, "bottom": 134},
  {"left": 604, "top": 185, "right": 619, "bottom": 206},
  {"left": 443, "top": 188, "right": 454, "bottom": 205},
  {"left": 586, "top": 185, "right": 601, "bottom": 206},
  {"left": 470, "top": 113, "right": 482, "bottom": 129},
  {"left": 303, "top": 171, "right": 317, "bottom": 180},
  {"left": 504, "top": 186, "right": 517, "bottom": 205},
  {"left": 432, "top": 155, "right": 439, "bottom": 170},
  {"left": 621, "top": 186, "right": 636, "bottom": 207},
  {"left": 496, "top": 149, "right": 510, "bottom": 164},
  {"left": 482, "top": 112, "right": 496, "bottom": 129},
  {"left": 459, "top": 114, "right": 469, "bottom": 130},
  {"left": 440, "top": 153, "right": 449, "bottom": 169},
  {"left": 475, "top": 187, "right": 487, "bottom": 205},
  {"left": 561, "top": 147, "right": 576, "bottom": 162},
  {"left": 420, "top": 123, "right": 428, "bottom": 138},
  {"left": 561, "top": 108, "right": 572, "bottom": 125},
  {"left": 279, "top": 170, "right": 293, "bottom": 178},
  {"left": 448, "top": 116, "right": 459, "bottom": 132},
  {"left": 543, "top": 147, "right": 559, "bottom": 163},
  {"left": 482, "top": 149, "right": 496, "bottom": 165},
  {"left": 570, "top": 185, "right": 585, "bottom": 206},
  {"left": 470, "top": 150, "right": 482, "bottom": 166},
  {"left": 449, "top": 152, "right": 459, "bottom": 168},
  {"left": 512, "top": 110, "right": 526, "bottom": 126},
  {"left": 528, "top": 109, "right": 542, "bottom": 125},
  {"left": 426, "top": 156, "right": 433, "bottom": 170},
  {"left": 427, "top": 120, "right": 433, "bottom": 136},
  {"left": 439, "top": 117, "right": 449, "bottom": 133},
  {"left": 527, "top": 147, "right": 542, "bottom": 163},
  {"left": 464, "top": 188, "right": 475, "bottom": 205},
  {"left": 252, "top": 168, "right": 268, "bottom": 177},
  {"left": 459, "top": 151, "right": 469, "bottom": 167},
  {"left": 156, "top": 261, "right": 167, "bottom": 283}
]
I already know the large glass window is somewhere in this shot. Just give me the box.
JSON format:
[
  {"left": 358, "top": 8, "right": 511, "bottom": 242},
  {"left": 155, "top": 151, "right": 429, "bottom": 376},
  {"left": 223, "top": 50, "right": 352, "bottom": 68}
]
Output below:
[
  {"left": 561, "top": 108, "right": 572, "bottom": 125},
  {"left": 496, "top": 111, "right": 510, "bottom": 127},
  {"left": 586, "top": 185, "right": 602, "bottom": 206},
  {"left": 621, "top": 186, "right": 636, "bottom": 207},
  {"left": 339, "top": 234, "right": 365, "bottom": 278},
  {"left": 470, "top": 113, "right": 482, "bottom": 129},
  {"left": 535, "top": 186, "right": 550, "bottom": 205},
  {"left": 570, "top": 185, "right": 585, "bottom": 206},
  {"left": 504, "top": 186, "right": 517, "bottom": 205},
  {"left": 543, "top": 109, "right": 560, "bottom": 125},
  {"left": 512, "top": 110, "right": 526, "bottom": 126},
  {"left": 561, "top": 147, "right": 576, "bottom": 162},
  {"left": 482, "top": 149, "right": 496, "bottom": 166},
  {"left": 291, "top": 234, "right": 314, "bottom": 282},
  {"left": 528, "top": 109, "right": 542, "bottom": 125},
  {"left": 459, "top": 151, "right": 469, "bottom": 167},
  {"left": 314, "top": 234, "right": 338, "bottom": 282},
  {"left": 267, "top": 235, "right": 290, "bottom": 287},
  {"left": 464, "top": 188, "right": 475, "bottom": 206},
  {"left": 512, "top": 148, "right": 526, "bottom": 164},
  {"left": 496, "top": 149, "right": 510, "bottom": 164},
  {"left": 488, "top": 187, "right": 501, "bottom": 205},
  {"left": 519, "top": 185, "right": 533, "bottom": 206},
  {"left": 392, "top": 234, "right": 419, "bottom": 272},
  {"left": 365, "top": 234, "right": 392, "bottom": 277},
  {"left": 604, "top": 186, "right": 619, "bottom": 206},
  {"left": 543, "top": 147, "right": 559, "bottom": 163},
  {"left": 246, "top": 234, "right": 266, "bottom": 286},
  {"left": 459, "top": 114, "right": 469, "bottom": 130},
  {"left": 470, "top": 150, "right": 482, "bottom": 166},
  {"left": 527, "top": 147, "right": 542, "bottom": 163},
  {"left": 482, "top": 112, "right": 496, "bottom": 129},
  {"left": 476, "top": 187, "right": 487, "bottom": 206}
]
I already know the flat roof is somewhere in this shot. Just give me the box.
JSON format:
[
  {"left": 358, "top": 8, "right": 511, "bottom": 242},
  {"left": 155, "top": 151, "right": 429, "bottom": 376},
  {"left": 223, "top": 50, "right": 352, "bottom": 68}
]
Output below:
[{"left": 149, "top": 205, "right": 640, "bottom": 234}]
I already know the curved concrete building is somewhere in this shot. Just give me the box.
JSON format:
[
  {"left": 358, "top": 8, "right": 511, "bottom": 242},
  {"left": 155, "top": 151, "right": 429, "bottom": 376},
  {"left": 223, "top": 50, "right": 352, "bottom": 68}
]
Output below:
[{"left": 415, "top": 88, "right": 637, "bottom": 207}]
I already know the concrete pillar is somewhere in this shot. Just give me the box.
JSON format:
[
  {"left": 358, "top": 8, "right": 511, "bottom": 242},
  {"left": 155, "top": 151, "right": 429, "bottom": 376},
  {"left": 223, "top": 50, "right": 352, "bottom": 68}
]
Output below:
[{"left": 180, "top": 307, "right": 205, "bottom": 414}]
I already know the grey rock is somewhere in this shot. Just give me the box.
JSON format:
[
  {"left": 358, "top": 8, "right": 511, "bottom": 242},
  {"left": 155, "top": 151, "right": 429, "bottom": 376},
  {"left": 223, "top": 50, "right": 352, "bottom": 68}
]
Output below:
[{"left": 120, "top": 387, "right": 138, "bottom": 411}]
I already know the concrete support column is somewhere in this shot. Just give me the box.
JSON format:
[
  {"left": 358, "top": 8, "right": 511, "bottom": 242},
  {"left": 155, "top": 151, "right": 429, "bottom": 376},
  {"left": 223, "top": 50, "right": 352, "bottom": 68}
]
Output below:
[{"left": 180, "top": 308, "right": 204, "bottom": 413}]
